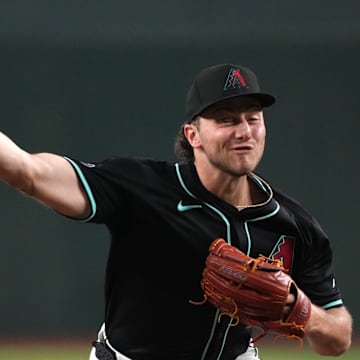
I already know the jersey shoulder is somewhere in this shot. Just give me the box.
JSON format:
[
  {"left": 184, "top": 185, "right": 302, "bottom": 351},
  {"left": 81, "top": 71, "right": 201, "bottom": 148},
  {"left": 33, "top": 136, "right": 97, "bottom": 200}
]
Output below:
[
  {"left": 89, "top": 155, "right": 177, "bottom": 177},
  {"left": 271, "top": 184, "right": 327, "bottom": 237}
]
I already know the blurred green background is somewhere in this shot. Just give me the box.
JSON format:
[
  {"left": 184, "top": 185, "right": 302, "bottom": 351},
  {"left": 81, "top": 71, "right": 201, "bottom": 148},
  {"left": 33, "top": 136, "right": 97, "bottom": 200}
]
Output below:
[{"left": 0, "top": 0, "right": 359, "bottom": 357}]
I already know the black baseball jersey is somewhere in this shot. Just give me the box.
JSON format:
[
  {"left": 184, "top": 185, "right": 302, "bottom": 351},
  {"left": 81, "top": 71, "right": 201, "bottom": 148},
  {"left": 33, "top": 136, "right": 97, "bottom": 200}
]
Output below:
[{"left": 65, "top": 156, "right": 343, "bottom": 360}]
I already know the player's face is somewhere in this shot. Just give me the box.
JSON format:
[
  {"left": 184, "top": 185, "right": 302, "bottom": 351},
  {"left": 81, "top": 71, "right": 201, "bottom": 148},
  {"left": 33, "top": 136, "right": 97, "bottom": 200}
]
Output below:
[{"left": 185, "top": 97, "right": 266, "bottom": 176}]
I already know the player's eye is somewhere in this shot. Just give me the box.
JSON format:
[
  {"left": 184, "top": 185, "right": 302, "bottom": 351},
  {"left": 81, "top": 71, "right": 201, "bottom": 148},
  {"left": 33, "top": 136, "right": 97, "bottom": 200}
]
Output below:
[{"left": 216, "top": 117, "right": 237, "bottom": 124}]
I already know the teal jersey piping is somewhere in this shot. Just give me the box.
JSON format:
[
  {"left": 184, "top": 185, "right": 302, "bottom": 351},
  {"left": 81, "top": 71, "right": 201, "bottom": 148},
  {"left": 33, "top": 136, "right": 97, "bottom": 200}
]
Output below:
[
  {"left": 175, "top": 163, "right": 232, "bottom": 244},
  {"left": 251, "top": 173, "right": 268, "bottom": 192},
  {"left": 322, "top": 299, "right": 343, "bottom": 309},
  {"left": 203, "top": 203, "right": 232, "bottom": 245},
  {"left": 243, "top": 201, "right": 280, "bottom": 255},
  {"left": 175, "top": 163, "right": 198, "bottom": 199},
  {"left": 64, "top": 157, "right": 97, "bottom": 222},
  {"left": 200, "top": 310, "right": 220, "bottom": 360}
]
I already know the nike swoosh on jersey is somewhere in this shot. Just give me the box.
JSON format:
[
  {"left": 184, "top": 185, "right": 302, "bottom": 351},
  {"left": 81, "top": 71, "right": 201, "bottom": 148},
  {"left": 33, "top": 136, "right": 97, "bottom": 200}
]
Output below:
[{"left": 177, "top": 200, "right": 202, "bottom": 212}]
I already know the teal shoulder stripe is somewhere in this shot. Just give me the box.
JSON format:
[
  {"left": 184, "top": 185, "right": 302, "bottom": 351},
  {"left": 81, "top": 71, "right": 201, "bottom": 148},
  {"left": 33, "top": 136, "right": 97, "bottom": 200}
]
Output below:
[{"left": 64, "top": 157, "right": 97, "bottom": 222}]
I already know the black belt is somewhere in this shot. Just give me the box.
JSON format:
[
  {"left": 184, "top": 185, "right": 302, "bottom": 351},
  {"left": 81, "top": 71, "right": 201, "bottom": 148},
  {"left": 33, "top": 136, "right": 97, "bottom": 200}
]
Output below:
[{"left": 92, "top": 340, "right": 117, "bottom": 360}]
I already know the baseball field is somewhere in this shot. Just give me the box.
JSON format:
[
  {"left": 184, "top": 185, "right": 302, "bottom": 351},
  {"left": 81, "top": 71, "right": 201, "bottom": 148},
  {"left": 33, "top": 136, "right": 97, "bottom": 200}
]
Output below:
[{"left": 0, "top": 341, "right": 359, "bottom": 360}]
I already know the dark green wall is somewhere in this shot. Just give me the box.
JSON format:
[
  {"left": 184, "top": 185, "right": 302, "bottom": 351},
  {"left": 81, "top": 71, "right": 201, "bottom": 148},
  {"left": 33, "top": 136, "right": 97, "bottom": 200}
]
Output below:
[{"left": 0, "top": 1, "right": 359, "bottom": 338}]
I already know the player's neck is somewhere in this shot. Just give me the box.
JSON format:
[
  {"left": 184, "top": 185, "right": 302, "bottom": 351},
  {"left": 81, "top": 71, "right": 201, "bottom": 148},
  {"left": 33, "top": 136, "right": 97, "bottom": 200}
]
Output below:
[
  {"left": 195, "top": 164, "right": 264, "bottom": 209},
  {"left": 234, "top": 179, "right": 270, "bottom": 211}
]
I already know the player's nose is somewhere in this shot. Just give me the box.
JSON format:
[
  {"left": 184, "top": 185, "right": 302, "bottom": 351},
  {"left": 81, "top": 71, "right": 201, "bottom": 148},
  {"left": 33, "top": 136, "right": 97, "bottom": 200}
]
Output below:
[{"left": 234, "top": 121, "right": 251, "bottom": 140}]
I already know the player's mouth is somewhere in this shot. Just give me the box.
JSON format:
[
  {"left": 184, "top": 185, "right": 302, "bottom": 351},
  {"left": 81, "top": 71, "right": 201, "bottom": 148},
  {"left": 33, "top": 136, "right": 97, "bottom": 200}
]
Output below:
[{"left": 231, "top": 144, "right": 253, "bottom": 153}]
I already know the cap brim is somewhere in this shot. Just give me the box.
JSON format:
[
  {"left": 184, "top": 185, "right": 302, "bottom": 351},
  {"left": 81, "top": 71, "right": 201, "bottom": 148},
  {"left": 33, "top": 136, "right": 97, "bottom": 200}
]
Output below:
[
  {"left": 251, "top": 93, "right": 276, "bottom": 107},
  {"left": 197, "top": 92, "right": 276, "bottom": 117},
  {"left": 216, "top": 92, "right": 275, "bottom": 108}
]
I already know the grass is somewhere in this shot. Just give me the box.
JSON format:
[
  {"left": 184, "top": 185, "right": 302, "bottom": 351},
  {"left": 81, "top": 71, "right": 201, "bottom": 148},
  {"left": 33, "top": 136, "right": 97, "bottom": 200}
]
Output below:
[
  {"left": 0, "top": 347, "right": 89, "bottom": 360},
  {"left": 260, "top": 343, "right": 360, "bottom": 360},
  {"left": 0, "top": 341, "right": 359, "bottom": 359},
  {"left": 0, "top": 342, "right": 90, "bottom": 360}
]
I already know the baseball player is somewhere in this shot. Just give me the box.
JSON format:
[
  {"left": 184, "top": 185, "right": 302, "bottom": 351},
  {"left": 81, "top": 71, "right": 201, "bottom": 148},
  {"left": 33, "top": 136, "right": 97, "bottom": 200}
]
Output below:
[{"left": 0, "top": 63, "right": 352, "bottom": 360}]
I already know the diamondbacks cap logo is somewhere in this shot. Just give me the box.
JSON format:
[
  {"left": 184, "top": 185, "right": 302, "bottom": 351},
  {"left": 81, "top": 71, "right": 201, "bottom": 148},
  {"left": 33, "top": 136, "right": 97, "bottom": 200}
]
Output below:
[{"left": 223, "top": 68, "right": 248, "bottom": 91}]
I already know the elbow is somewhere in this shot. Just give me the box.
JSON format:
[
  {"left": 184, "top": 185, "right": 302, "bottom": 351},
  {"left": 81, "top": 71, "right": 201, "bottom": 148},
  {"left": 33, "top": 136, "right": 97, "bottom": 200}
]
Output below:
[
  {"left": 306, "top": 315, "right": 353, "bottom": 356},
  {"left": 309, "top": 328, "right": 352, "bottom": 357},
  {"left": 8, "top": 166, "right": 36, "bottom": 196},
  {"left": 316, "top": 338, "right": 351, "bottom": 357},
  {"left": 11, "top": 176, "right": 35, "bottom": 197},
  {"left": 3, "top": 164, "right": 34, "bottom": 196},
  {"left": 334, "top": 340, "right": 352, "bottom": 357},
  {"left": 331, "top": 334, "right": 352, "bottom": 356}
]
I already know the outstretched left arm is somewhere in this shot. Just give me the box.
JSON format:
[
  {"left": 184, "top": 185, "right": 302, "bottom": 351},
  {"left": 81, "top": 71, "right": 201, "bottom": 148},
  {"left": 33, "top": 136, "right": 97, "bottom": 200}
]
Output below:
[{"left": 305, "top": 305, "right": 352, "bottom": 356}]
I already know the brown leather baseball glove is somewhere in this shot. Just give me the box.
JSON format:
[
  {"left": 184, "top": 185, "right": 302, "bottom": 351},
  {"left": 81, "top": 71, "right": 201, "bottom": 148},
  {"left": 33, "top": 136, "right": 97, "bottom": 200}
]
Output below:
[{"left": 194, "top": 238, "right": 312, "bottom": 342}]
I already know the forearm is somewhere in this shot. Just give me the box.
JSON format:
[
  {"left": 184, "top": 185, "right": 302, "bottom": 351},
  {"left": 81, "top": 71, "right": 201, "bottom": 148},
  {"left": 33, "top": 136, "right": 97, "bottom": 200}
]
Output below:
[
  {"left": 0, "top": 131, "right": 32, "bottom": 190},
  {"left": 305, "top": 305, "right": 352, "bottom": 356}
]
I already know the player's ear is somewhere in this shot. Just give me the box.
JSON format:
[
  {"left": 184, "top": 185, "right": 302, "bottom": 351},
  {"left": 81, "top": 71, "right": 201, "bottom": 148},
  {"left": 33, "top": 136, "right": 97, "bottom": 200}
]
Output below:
[{"left": 184, "top": 122, "right": 201, "bottom": 148}]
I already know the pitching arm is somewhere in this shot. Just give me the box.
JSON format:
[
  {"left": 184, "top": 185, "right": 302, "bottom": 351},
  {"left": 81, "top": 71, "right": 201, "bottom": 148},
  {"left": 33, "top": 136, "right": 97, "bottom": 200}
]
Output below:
[{"left": 0, "top": 131, "right": 90, "bottom": 219}]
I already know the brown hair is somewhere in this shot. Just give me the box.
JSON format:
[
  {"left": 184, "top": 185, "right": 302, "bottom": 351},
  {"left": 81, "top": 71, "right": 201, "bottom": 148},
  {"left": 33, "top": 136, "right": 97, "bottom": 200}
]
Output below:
[
  {"left": 174, "top": 117, "right": 199, "bottom": 162},
  {"left": 174, "top": 124, "right": 194, "bottom": 162}
]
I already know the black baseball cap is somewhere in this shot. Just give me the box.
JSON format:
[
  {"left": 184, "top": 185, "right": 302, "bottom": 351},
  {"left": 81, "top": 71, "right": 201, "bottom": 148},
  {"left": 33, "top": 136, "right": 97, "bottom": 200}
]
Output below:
[{"left": 185, "top": 63, "right": 276, "bottom": 123}]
